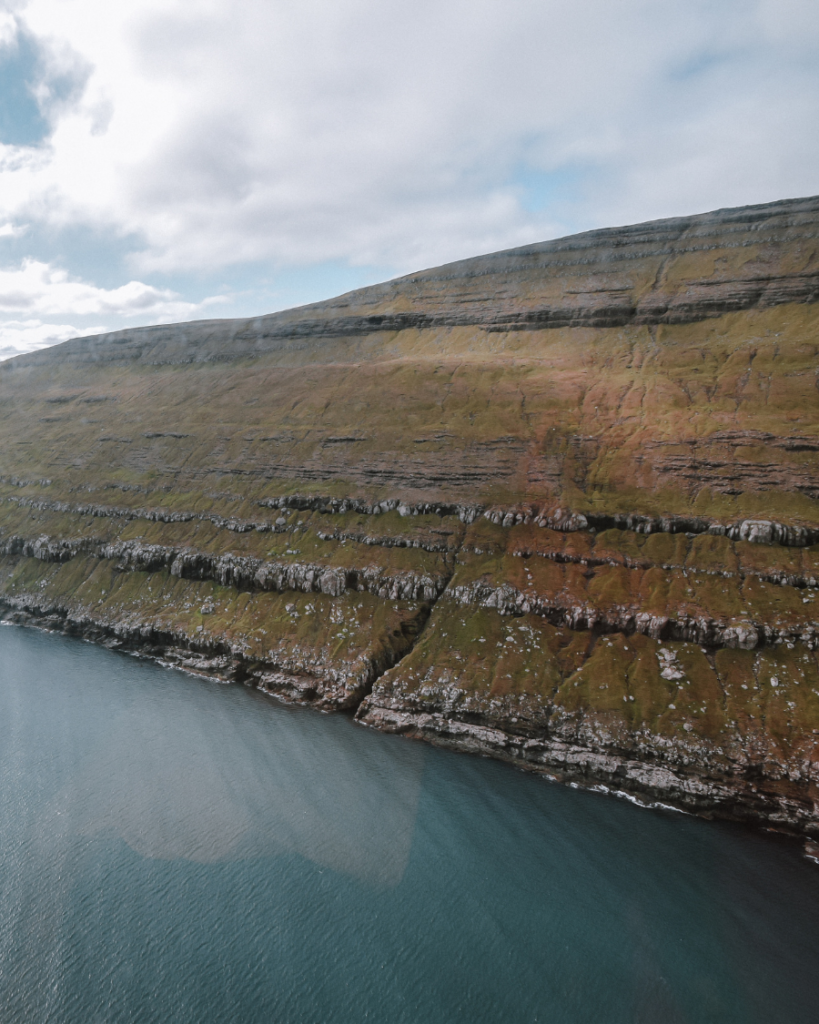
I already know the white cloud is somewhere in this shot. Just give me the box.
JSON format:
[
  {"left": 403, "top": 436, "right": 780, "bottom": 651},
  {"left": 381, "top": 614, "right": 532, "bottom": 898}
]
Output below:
[
  {"left": 0, "top": 258, "right": 227, "bottom": 357},
  {"left": 1, "top": 1, "right": 815, "bottom": 272},
  {"left": 0, "top": 258, "right": 216, "bottom": 317},
  {"left": 0, "top": 318, "right": 91, "bottom": 360},
  {"left": 0, "top": 0, "right": 817, "bottom": 347}
]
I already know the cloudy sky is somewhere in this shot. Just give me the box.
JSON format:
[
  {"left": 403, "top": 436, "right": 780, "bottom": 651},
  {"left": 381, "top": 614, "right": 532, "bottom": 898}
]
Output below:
[{"left": 0, "top": 0, "right": 817, "bottom": 359}]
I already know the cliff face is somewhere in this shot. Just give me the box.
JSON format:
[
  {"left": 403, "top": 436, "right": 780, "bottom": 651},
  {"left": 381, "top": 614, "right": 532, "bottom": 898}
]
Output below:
[{"left": 2, "top": 195, "right": 819, "bottom": 834}]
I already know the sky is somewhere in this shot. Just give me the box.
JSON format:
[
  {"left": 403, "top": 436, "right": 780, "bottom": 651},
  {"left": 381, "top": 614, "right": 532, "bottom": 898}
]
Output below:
[{"left": 0, "top": 0, "right": 818, "bottom": 360}]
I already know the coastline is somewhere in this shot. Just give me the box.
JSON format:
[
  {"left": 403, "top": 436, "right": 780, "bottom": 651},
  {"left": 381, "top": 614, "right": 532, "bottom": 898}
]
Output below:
[{"left": 4, "top": 590, "right": 818, "bottom": 839}]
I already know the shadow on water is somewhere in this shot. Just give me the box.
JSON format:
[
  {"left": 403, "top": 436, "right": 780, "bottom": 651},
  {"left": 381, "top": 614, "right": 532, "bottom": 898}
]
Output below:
[
  {"left": 1, "top": 623, "right": 819, "bottom": 1024},
  {"left": 38, "top": 659, "right": 423, "bottom": 883}
]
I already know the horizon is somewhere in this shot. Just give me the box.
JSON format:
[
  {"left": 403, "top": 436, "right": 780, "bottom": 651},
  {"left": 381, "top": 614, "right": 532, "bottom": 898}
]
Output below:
[
  {"left": 1, "top": 0, "right": 818, "bottom": 360},
  {"left": 19, "top": 189, "right": 819, "bottom": 359},
  {"left": 14, "top": 188, "right": 818, "bottom": 358}
]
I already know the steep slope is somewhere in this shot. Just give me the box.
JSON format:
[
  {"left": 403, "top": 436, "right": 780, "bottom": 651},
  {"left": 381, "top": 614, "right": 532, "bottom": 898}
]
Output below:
[{"left": 2, "top": 195, "right": 819, "bottom": 834}]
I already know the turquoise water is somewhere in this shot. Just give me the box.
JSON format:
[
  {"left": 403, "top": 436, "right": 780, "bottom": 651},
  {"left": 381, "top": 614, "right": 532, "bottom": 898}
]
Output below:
[{"left": 1, "top": 624, "right": 818, "bottom": 1023}]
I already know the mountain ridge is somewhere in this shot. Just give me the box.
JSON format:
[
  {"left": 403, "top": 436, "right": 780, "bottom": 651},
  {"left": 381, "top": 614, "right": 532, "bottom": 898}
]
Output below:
[{"left": 9, "top": 192, "right": 819, "bottom": 368}]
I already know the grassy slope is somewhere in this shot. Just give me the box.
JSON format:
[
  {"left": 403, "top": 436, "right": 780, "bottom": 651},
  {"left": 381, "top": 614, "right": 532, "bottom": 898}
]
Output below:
[
  {"left": 2, "top": 201, "right": 819, "bottom": 826},
  {"left": 2, "top": 305, "right": 818, "bottom": 519}
]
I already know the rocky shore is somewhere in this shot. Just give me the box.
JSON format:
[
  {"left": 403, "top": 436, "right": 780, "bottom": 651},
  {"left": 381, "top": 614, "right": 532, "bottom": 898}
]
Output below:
[{"left": 3, "top": 563, "right": 818, "bottom": 836}]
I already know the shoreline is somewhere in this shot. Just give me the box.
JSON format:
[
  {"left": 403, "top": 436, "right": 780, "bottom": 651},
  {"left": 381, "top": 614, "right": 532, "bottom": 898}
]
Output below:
[{"left": 4, "top": 595, "right": 818, "bottom": 843}]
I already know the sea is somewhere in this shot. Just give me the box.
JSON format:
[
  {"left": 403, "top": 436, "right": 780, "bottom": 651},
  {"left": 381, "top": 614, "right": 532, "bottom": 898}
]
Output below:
[{"left": 1, "top": 622, "right": 818, "bottom": 1023}]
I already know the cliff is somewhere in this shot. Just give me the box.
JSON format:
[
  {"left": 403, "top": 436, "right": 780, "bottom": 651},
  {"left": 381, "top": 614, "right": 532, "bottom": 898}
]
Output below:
[{"left": 2, "top": 194, "right": 819, "bottom": 836}]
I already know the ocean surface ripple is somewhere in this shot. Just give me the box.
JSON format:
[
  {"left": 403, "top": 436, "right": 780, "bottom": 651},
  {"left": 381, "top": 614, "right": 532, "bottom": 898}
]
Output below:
[{"left": 1, "top": 624, "right": 818, "bottom": 1023}]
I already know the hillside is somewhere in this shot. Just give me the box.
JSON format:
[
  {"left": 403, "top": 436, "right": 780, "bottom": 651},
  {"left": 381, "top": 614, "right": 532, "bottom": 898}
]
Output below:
[{"left": 2, "top": 194, "right": 819, "bottom": 836}]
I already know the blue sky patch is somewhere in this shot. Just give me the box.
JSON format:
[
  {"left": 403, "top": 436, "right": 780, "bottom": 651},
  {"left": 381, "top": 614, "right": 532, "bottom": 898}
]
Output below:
[
  {"left": 510, "top": 164, "right": 587, "bottom": 228},
  {"left": 0, "top": 27, "right": 50, "bottom": 146}
]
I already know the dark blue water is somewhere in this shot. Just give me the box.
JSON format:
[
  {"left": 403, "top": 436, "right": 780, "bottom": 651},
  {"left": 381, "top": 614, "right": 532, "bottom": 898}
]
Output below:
[{"left": 1, "top": 624, "right": 818, "bottom": 1023}]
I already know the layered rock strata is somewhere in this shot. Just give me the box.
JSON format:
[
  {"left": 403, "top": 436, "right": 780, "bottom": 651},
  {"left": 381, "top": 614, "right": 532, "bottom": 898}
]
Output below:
[{"left": 2, "top": 195, "right": 819, "bottom": 834}]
